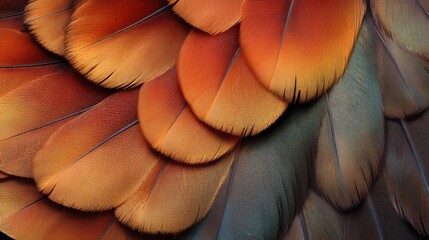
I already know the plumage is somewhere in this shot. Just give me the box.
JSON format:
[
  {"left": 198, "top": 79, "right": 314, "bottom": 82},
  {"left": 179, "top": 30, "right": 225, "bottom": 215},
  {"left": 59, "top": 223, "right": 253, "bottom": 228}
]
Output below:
[
  {"left": 1, "top": 199, "right": 114, "bottom": 240},
  {"left": 240, "top": 0, "right": 366, "bottom": 102},
  {"left": 1, "top": 0, "right": 429, "bottom": 239},
  {"left": 0, "top": 118, "right": 72, "bottom": 178},
  {"left": 0, "top": 68, "right": 109, "bottom": 141},
  {"left": 184, "top": 102, "right": 325, "bottom": 239},
  {"left": 371, "top": 0, "right": 429, "bottom": 58},
  {"left": 65, "top": 0, "right": 190, "bottom": 88},
  {"left": 138, "top": 68, "right": 239, "bottom": 164},
  {"left": 167, "top": 0, "right": 243, "bottom": 34},
  {"left": 24, "top": 0, "right": 74, "bottom": 55},
  {"left": 32, "top": 90, "right": 140, "bottom": 211},
  {"left": 313, "top": 17, "right": 384, "bottom": 210},
  {"left": 286, "top": 192, "right": 383, "bottom": 240},
  {"left": 0, "top": 28, "right": 57, "bottom": 66},
  {"left": 384, "top": 111, "right": 429, "bottom": 236},
  {"left": 178, "top": 27, "right": 287, "bottom": 136},
  {"left": 374, "top": 25, "right": 429, "bottom": 118},
  {"left": 115, "top": 147, "right": 234, "bottom": 234},
  {"left": 0, "top": 178, "right": 43, "bottom": 218}
]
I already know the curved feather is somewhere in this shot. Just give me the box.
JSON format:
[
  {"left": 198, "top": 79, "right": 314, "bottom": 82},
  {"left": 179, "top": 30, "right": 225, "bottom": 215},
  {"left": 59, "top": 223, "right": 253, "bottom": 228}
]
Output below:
[
  {"left": 24, "top": 0, "right": 75, "bottom": 55},
  {"left": 167, "top": 0, "right": 242, "bottom": 34},
  {"left": 384, "top": 111, "right": 429, "bottom": 237},
  {"left": 240, "top": 0, "right": 365, "bottom": 102},
  {"left": 370, "top": 175, "right": 424, "bottom": 240},
  {"left": 371, "top": 0, "right": 429, "bottom": 58},
  {"left": 115, "top": 148, "right": 235, "bottom": 234},
  {"left": 0, "top": 200, "right": 114, "bottom": 240},
  {"left": 0, "top": 118, "right": 73, "bottom": 178},
  {"left": 0, "top": 67, "right": 109, "bottom": 177},
  {"left": 138, "top": 68, "right": 239, "bottom": 164},
  {"left": 374, "top": 26, "right": 429, "bottom": 118},
  {"left": 32, "top": 90, "right": 144, "bottom": 211},
  {"left": 313, "top": 17, "right": 384, "bottom": 210},
  {"left": 65, "top": 0, "right": 189, "bottom": 88},
  {"left": 0, "top": 178, "right": 43, "bottom": 218},
  {"left": 0, "top": 28, "right": 57, "bottom": 66},
  {"left": 183, "top": 101, "right": 325, "bottom": 239},
  {"left": 178, "top": 27, "right": 287, "bottom": 136}
]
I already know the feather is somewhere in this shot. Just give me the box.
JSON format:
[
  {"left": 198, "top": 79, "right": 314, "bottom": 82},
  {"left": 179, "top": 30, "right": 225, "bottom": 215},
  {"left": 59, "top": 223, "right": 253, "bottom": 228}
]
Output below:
[
  {"left": 287, "top": 190, "right": 387, "bottom": 240},
  {"left": 138, "top": 68, "right": 239, "bottom": 164},
  {"left": 32, "top": 90, "right": 145, "bottom": 211},
  {"left": 115, "top": 145, "right": 235, "bottom": 234},
  {"left": 0, "top": 178, "right": 43, "bottom": 218},
  {"left": 0, "top": 28, "right": 57, "bottom": 66},
  {"left": 370, "top": 175, "right": 424, "bottom": 240},
  {"left": 240, "top": 0, "right": 365, "bottom": 103},
  {"left": 313, "top": 16, "right": 384, "bottom": 210},
  {"left": 0, "top": 118, "right": 73, "bottom": 178},
  {"left": 100, "top": 220, "right": 141, "bottom": 240},
  {"left": 0, "top": 67, "right": 109, "bottom": 177},
  {"left": 24, "top": 0, "right": 75, "bottom": 55},
  {"left": 371, "top": 0, "right": 429, "bottom": 58},
  {"left": 373, "top": 25, "right": 429, "bottom": 118},
  {"left": 0, "top": 199, "right": 114, "bottom": 240},
  {"left": 167, "top": 0, "right": 243, "bottom": 35},
  {"left": 183, "top": 101, "right": 325, "bottom": 239},
  {"left": 65, "top": 0, "right": 189, "bottom": 88},
  {"left": 0, "top": 0, "right": 28, "bottom": 18},
  {"left": 0, "top": 68, "right": 108, "bottom": 140},
  {"left": 384, "top": 111, "right": 429, "bottom": 237},
  {"left": 177, "top": 27, "right": 287, "bottom": 136}
]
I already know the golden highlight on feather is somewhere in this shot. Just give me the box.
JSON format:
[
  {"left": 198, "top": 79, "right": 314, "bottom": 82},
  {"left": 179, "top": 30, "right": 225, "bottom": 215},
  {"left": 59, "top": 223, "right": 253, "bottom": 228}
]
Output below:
[
  {"left": 0, "top": 68, "right": 109, "bottom": 141},
  {"left": 24, "top": 0, "right": 75, "bottom": 55},
  {"left": 65, "top": 0, "right": 190, "bottom": 88},
  {"left": 115, "top": 148, "right": 236, "bottom": 234},
  {"left": 168, "top": 0, "right": 243, "bottom": 35},
  {"left": 32, "top": 90, "right": 141, "bottom": 211},
  {"left": 178, "top": 27, "right": 287, "bottom": 136},
  {"left": 138, "top": 68, "right": 240, "bottom": 164},
  {"left": 240, "top": 0, "right": 366, "bottom": 103}
]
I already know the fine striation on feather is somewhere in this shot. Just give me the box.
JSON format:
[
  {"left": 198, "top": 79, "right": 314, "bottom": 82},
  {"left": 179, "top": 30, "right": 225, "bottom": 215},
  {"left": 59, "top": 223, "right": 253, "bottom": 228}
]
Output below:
[
  {"left": 65, "top": 0, "right": 189, "bottom": 88},
  {"left": 384, "top": 111, "right": 429, "bottom": 237},
  {"left": 313, "top": 16, "right": 384, "bottom": 210},
  {"left": 178, "top": 26, "right": 287, "bottom": 137},
  {"left": 373, "top": 24, "right": 429, "bottom": 118}
]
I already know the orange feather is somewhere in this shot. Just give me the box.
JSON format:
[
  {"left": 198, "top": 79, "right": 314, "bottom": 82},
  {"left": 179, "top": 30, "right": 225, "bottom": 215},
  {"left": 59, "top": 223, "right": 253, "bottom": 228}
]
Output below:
[
  {"left": 178, "top": 27, "right": 287, "bottom": 136},
  {"left": 0, "top": 28, "right": 57, "bottom": 66},
  {"left": 115, "top": 147, "right": 236, "bottom": 234},
  {"left": 32, "top": 90, "right": 142, "bottom": 211},
  {"left": 167, "top": 0, "right": 243, "bottom": 34},
  {"left": 65, "top": 0, "right": 189, "bottom": 88},
  {"left": 24, "top": 0, "right": 75, "bottom": 55},
  {"left": 138, "top": 68, "right": 240, "bottom": 164},
  {"left": 240, "top": 0, "right": 365, "bottom": 102}
]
